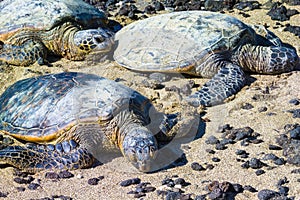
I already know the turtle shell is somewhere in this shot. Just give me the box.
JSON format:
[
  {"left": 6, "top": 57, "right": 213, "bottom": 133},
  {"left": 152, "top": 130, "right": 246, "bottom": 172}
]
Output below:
[
  {"left": 114, "top": 11, "right": 256, "bottom": 73},
  {"left": 0, "top": 72, "right": 152, "bottom": 142},
  {"left": 0, "top": 0, "right": 108, "bottom": 41}
]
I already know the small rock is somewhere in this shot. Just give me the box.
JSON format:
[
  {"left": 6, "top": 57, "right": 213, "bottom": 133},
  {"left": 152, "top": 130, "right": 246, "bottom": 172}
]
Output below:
[
  {"left": 278, "top": 186, "right": 289, "bottom": 195},
  {"left": 255, "top": 169, "right": 265, "bottom": 176},
  {"left": 205, "top": 136, "right": 219, "bottom": 145},
  {"left": 274, "top": 158, "right": 285, "bottom": 165},
  {"left": 244, "top": 185, "right": 257, "bottom": 192},
  {"left": 215, "top": 143, "right": 227, "bottom": 150},
  {"left": 241, "top": 103, "right": 254, "bottom": 110},
  {"left": 13, "top": 176, "right": 34, "bottom": 184},
  {"left": 58, "top": 170, "right": 74, "bottom": 179},
  {"left": 217, "top": 124, "right": 232, "bottom": 133},
  {"left": 268, "top": 144, "right": 282, "bottom": 150},
  {"left": 257, "top": 189, "right": 280, "bottom": 200},
  {"left": 191, "top": 162, "right": 205, "bottom": 171},
  {"left": 212, "top": 157, "right": 221, "bottom": 162},
  {"left": 27, "top": 183, "right": 40, "bottom": 190},
  {"left": 289, "top": 98, "right": 300, "bottom": 105},
  {"left": 258, "top": 106, "right": 268, "bottom": 112},
  {"left": 289, "top": 126, "right": 300, "bottom": 139},
  {"left": 45, "top": 172, "right": 59, "bottom": 179},
  {"left": 120, "top": 178, "right": 141, "bottom": 187},
  {"left": 249, "top": 158, "right": 264, "bottom": 169},
  {"left": 0, "top": 191, "right": 8, "bottom": 197},
  {"left": 16, "top": 187, "right": 26, "bottom": 192},
  {"left": 88, "top": 178, "right": 100, "bottom": 185}
]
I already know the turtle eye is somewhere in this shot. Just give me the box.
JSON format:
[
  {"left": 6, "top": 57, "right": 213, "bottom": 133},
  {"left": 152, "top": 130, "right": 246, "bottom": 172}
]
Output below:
[{"left": 93, "top": 36, "right": 104, "bottom": 44}]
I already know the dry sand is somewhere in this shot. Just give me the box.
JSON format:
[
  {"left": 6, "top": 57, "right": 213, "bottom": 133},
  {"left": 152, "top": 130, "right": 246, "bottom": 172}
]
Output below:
[{"left": 0, "top": 1, "right": 299, "bottom": 199}]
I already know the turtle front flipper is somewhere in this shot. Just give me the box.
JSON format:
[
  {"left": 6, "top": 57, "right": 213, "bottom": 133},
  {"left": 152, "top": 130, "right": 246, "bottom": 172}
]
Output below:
[
  {"left": 0, "top": 40, "right": 47, "bottom": 66},
  {"left": 0, "top": 140, "right": 94, "bottom": 173},
  {"left": 186, "top": 63, "right": 246, "bottom": 107}
]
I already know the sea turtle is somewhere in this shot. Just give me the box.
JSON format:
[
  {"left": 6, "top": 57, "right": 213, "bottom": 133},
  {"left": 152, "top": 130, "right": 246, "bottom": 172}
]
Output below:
[
  {"left": 0, "top": 72, "right": 191, "bottom": 173},
  {"left": 114, "top": 11, "right": 299, "bottom": 107},
  {"left": 0, "top": 0, "right": 114, "bottom": 66}
]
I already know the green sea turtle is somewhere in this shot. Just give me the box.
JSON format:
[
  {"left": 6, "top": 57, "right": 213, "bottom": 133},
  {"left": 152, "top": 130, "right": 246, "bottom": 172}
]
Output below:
[
  {"left": 114, "top": 11, "right": 299, "bottom": 107},
  {"left": 0, "top": 72, "right": 189, "bottom": 173},
  {"left": 0, "top": 0, "right": 114, "bottom": 66}
]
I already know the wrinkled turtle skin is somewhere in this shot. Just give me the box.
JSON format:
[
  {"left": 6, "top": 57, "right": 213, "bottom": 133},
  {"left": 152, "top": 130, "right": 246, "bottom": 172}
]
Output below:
[
  {"left": 0, "top": 0, "right": 114, "bottom": 66},
  {"left": 0, "top": 72, "right": 181, "bottom": 173},
  {"left": 114, "top": 11, "right": 299, "bottom": 107}
]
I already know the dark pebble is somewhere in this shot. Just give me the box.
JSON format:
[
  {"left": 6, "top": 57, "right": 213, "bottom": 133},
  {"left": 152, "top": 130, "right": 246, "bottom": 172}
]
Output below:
[
  {"left": 289, "top": 126, "right": 300, "bottom": 139},
  {"left": 287, "top": 109, "right": 300, "bottom": 118},
  {"left": 255, "top": 169, "right": 265, "bottom": 176},
  {"left": 241, "top": 161, "right": 250, "bottom": 169},
  {"left": 235, "top": 127, "right": 254, "bottom": 141},
  {"left": 165, "top": 191, "right": 182, "bottom": 200},
  {"left": 234, "top": 1, "right": 260, "bottom": 11},
  {"left": 258, "top": 106, "right": 268, "bottom": 112},
  {"left": 208, "top": 187, "right": 223, "bottom": 199},
  {"left": 249, "top": 138, "right": 264, "bottom": 144},
  {"left": 278, "top": 186, "right": 289, "bottom": 195},
  {"left": 212, "top": 157, "right": 221, "bottom": 162},
  {"left": 249, "top": 158, "right": 264, "bottom": 169},
  {"left": 257, "top": 189, "right": 280, "bottom": 200},
  {"left": 205, "top": 136, "right": 219, "bottom": 145},
  {"left": 241, "top": 103, "right": 254, "bottom": 110},
  {"left": 235, "top": 149, "right": 247, "bottom": 155},
  {"left": 191, "top": 162, "right": 205, "bottom": 171},
  {"left": 144, "top": 186, "right": 156, "bottom": 193},
  {"left": 154, "top": 1, "right": 165, "bottom": 11},
  {"left": 274, "top": 158, "right": 285, "bottom": 165},
  {"left": 215, "top": 143, "right": 227, "bottom": 150},
  {"left": 217, "top": 124, "right": 232, "bottom": 133},
  {"left": 240, "top": 139, "right": 250, "bottom": 146},
  {"left": 88, "top": 178, "right": 100, "bottom": 185},
  {"left": 269, "top": 144, "right": 283, "bottom": 150},
  {"left": 52, "top": 195, "right": 72, "bottom": 200},
  {"left": 174, "top": 178, "right": 188, "bottom": 186},
  {"left": 267, "top": 4, "right": 299, "bottom": 21},
  {"left": 206, "top": 149, "right": 216, "bottom": 154},
  {"left": 27, "top": 183, "right": 40, "bottom": 190},
  {"left": 195, "top": 195, "right": 206, "bottom": 200},
  {"left": 0, "top": 192, "right": 8, "bottom": 198},
  {"left": 289, "top": 98, "right": 300, "bottom": 105},
  {"left": 13, "top": 176, "right": 34, "bottom": 184},
  {"left": 244, "top": 185, "right": 257, "bottom": 192},
  {"left": 220, "top": 138, "right": 235, "bottom": 145},
  {"left": 16, "top": 187, "right": 26, "bottom": 192},
  {"left": 284, "top": 24, "right": 300, "bottom": 37},
  {"left": 162, "top": 178, "right": 173, "bottom": 185},
  {"left": 45, "top": 172, "right": 59, "bottom": 179},
  {"left": 13, "top": 169, "right": 29, "bottom": 177},
  {"left": 134, "top": 193, "right": 146, "bottom": 198},
  {"left": 291, "top": 168, "right": 300, "bottom": 174},
  {"left": 58, "top": 170, "right": 74, "bottom": 179},
  {"left": 156, "top": 190, "right": 168, "bottom": 196},
  {"left": 263, "top": 153, "right": 279, "bottom": 161},
  {"left": 206, "top": 164, "right": 215, "bottom": 170},
  {"left": 232, "top": 183, "right": 244, "bottom": 193},
  {"left": 120, "top": 178, "right": 141, "bottom": 187}
]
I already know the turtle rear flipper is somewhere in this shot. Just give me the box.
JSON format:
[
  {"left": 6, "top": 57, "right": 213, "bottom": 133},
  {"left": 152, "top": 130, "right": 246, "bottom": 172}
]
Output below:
[
  {"left": 0, "top": 140, "right": 94, "bottom": 173},
  {"left": 0, "top": 40, "right": 47, "bottom": 66},
  {"left": 186, "top": 63, "right": 246, "bottom": 107}
]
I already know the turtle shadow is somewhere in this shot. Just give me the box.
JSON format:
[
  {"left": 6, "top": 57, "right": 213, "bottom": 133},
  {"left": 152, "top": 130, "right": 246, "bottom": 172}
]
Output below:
[{"left": 148, "top": 115, "right": 206, "bottom": 173}]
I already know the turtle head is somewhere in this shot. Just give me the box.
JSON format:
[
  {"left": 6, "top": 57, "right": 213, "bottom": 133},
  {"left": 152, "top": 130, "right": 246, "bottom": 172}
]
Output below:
[
  {"left": 73, "top": 28, "right": 114, "bottom": 58},
  {"left": 122, "top": 128, "right": 158, "bottom": 172}
]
